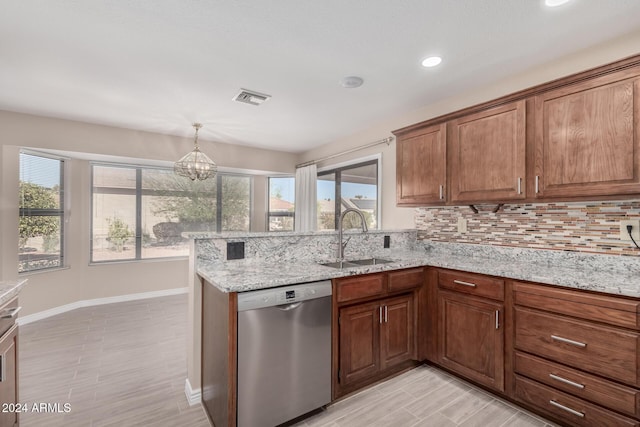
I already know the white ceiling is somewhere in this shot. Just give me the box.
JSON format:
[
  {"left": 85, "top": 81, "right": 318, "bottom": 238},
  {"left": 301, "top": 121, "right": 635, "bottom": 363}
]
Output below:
[{"left": 2, "top": 1, "right": 640, "bottom": 153}]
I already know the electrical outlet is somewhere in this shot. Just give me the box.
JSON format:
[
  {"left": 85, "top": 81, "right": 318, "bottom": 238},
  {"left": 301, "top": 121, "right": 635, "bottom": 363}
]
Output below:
[
  {"left": 457, "top": 217, "right": 467, "bottom": 233},
  {"left": 619, "top": 220, "right": 640, "bottom": 241}
]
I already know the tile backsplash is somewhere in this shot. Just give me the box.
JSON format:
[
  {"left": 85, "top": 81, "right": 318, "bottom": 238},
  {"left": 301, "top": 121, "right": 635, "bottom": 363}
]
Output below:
[{"left": 415, "top": 200, "right": 640, "bottom": 256}]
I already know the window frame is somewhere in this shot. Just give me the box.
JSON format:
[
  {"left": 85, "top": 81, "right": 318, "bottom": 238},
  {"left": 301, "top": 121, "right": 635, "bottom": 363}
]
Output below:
[
  {"left": 267, "top": 176, "right": 295, "bottom": 232},
  {"left": 18, "top": 150, "right": 67, "bottom": 274},
  {"left": 90, "top": 162, "right": 252, "bottom": 264},
  {"left": 317, "top": 155, "right": 381, "bottom": 230}
]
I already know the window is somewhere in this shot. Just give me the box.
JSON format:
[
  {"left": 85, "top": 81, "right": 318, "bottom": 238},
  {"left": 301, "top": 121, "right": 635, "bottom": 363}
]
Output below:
[
  {"left": 268, "top": 177, "right": 295, "bottom": 231},
  {"left": 19, "top": 152, "right": 65, "bottom": 273},
  {"left": 91, "top": 164, "right": 251, "bottom": 262},
  {"left": 317, "top": 160, "right": 378, "bottom": 230}
]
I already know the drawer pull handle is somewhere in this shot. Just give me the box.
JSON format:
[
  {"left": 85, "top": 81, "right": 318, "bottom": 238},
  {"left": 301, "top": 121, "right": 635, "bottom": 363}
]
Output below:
[
  {"left": 551, "top": 335, "right": 586, "bottom": 348},
  {"left": 549, "top": 374, "right": 585, "bottom": 389},
  {"left": 495, "top": 310, "right": 499, "bottom": 330},
  {"left": 535, "top": 175, "right": 540, "bottom": 194},
  {"left": 439, "top": 185, "right": 444, "bottom": 200},
  {"left": 0, "top": 306, "right": 21, "bottom": 319},
  {"left": 384, "top": 305, "right": 388, "bottom": 323},
  {"left": 453, "top": 280, "right": 477, "bottom": 288},
  {"left": 549, "top": 400, "right": 585, "bottom": 418},
  {"left": 379, "top": 307, "right": 383, "bottom": 324}
]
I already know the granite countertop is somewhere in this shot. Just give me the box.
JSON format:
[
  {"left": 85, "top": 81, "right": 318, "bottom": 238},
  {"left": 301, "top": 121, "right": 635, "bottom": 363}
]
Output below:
[
  {"left": 197, "top": 249, "right": 640, "bottom": 298},
  {"left": 0, "top": 279, "right": 27, "bottom": 306}
]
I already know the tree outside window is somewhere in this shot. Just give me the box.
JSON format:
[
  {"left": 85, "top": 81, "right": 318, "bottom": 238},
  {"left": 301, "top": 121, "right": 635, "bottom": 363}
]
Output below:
[
  {"left": 91, "top": 164, "right": 251, "bottom": 262},
  {"left": 19, "top": 152, "right": 65, "bottom": 273}
]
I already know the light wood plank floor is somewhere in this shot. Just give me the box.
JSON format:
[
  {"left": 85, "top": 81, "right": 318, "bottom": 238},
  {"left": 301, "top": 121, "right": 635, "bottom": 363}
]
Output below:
[
  {"left": 294, "top": 366, "right": 556, "bottom": 427},
  {"left": 19, "top": 294, "right": 209, "bottom": 427},
  {"left": 19, "top": 294, "right": 554, "bottom": 427}
]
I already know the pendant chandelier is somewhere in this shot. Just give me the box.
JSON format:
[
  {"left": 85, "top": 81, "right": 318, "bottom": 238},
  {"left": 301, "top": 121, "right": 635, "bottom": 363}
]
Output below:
[{"left": 174, "top": 123, "right": 217, "bottom": 181}]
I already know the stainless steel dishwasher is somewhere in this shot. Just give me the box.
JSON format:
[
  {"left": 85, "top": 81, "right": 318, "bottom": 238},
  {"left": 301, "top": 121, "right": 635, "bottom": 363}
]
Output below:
[{"left": 237, "top": 280, "right": 332, "bottom": 427}]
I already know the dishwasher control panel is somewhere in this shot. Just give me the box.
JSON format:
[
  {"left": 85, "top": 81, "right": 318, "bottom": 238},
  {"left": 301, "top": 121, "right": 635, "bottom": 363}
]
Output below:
[{"left": 237, "top": 280, "right": 332, "bottom": 311}]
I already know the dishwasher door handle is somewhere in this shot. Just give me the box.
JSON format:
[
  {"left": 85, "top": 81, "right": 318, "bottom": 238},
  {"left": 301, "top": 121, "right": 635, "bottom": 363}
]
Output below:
[{"left": 276, "top": 302, "right": 303, "bottom": 311}]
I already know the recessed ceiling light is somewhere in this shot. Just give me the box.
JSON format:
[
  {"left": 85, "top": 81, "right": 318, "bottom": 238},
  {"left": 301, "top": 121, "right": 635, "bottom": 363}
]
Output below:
[
  {"left": 545, "top": 0, "right": 571, "bottom": 7},
  {"left": 340, "top": 76, "right": 364, "bottom": 89},
  {"left": 421, "top": 56, "right": 442, "bottom": 68}
]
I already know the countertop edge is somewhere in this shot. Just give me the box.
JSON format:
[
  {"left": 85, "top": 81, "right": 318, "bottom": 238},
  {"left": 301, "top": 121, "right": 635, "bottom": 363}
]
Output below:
[
  {"left": 196, "top": 254, "right": 640, "bottom": 299},
  {"left": 0, "top": 279, "right": 28, "bottom": 307}
]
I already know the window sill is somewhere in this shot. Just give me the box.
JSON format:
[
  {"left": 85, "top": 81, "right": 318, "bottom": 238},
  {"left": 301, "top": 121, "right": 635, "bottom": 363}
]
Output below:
[
  {"left": 19, "top": 266, "right": 71, "bottom": 277},
  {"left": 89, "top": 256, "right": 188, "bottom": 266}
]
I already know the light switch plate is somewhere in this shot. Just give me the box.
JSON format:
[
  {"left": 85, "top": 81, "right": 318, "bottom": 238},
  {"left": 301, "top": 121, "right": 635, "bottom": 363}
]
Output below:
[
  {"left": 457, "top": 217, "right": 467, "bottom": 233},
  {"left": 619, "top": 220, "right": 640, "bottom": 241}
]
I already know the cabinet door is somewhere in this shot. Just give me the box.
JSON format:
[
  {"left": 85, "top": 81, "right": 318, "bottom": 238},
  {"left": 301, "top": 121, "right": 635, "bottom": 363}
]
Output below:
[
  {"left": 449, "top": 100, "right": 526, "bottom": 203},
  {"left": 339, "top": 301, "right": 381, "bottom": 386},
  {"left": 0, "top": 325, "right": 18, "bottom": 427},
  {"left": 438, "top": 290, "right": 504, "bottom": 392},
  {"left": 396, "top": 123, "right": 446, "bottom": 205},
  {"left": 380, "top": 295, "right": 415, "bottom": 369},
  {"left": 534, "top": 74, "right": 640, "bottom": 198}
]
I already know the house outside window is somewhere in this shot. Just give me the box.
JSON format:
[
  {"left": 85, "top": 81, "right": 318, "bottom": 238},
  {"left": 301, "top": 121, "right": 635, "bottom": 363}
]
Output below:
[
  {"left": 19, "top": 152, "right": 66, "bottom": 273},
  {"left": 317, "top": 159, "right": 378, "bottom": 231},
  {"left": 91, "top": 164, "right": 251, "bottom": 262},
  {"left": 268, "top": 177, "right": 295, "bottom": 231}
]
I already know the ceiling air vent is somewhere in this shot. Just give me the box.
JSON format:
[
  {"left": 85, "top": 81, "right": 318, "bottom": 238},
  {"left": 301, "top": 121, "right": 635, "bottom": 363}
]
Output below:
[{"left": 233, "top": 89, "right": 271, "bottom": 106}]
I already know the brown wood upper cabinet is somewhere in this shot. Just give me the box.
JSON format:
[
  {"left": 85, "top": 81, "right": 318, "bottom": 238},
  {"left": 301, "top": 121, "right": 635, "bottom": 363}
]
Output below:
[
  {"left": 534, "top": 72, "right": 640, "bottom": 199},
  {"left": 394, "top": 55, "right": 640, "bottom": 206},
  {"left": 396, "top": 123, "right": 446, "bottom": 206},
  {"left": 449, "top": 100, "right": 526, "bottom": 203}
]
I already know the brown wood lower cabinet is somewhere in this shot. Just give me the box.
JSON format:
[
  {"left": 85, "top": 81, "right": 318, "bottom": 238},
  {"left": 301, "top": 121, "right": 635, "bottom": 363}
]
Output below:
[
  {"left": 515, "top": 351, "right": 640, "bottom": 418},
  {"left": 338, "top": 294, "right": 415, "bottom": 388},
  {"left": 437, "top": 290, "right": 504, "bottom": 392},
  {"left": 512, "top": 280, "right": 640, "bottom": 425},
  {"left": 334, "top": 269, "right": 423, "bottom": 398},
  {"left": 515, "top": 375, "right": 640, "bottom": 427},
  {"left": 339, "top": 300, "right": 381, "bottom": 386}
]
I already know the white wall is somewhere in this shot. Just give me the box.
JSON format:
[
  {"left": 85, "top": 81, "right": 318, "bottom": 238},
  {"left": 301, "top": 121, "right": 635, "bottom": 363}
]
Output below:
[
  {"left": 296, "top": 29, "right": 640, "bottom": 230},
  {"left": 0, "top": 111, "right": 297, "bottom": 316}
]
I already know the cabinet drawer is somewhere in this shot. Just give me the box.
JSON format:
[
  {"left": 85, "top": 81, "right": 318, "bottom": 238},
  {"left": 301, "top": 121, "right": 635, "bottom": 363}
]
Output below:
[
  {"left": 388, "top": 268, "right": 423, "bottom": 292},
  {"left": 515, "top": 307, "right": 640, "bottom": 387},
  {"left": 0, "top": 298, "right": 19, "bottom": 337},
  {"left": 335, "top": 274, "right": 385, "bottom": 303},
  {"left": 515, "top": 375, "right": 639, "bottom": 427},
  {"left": 515, "top": 351, "right": 640, "bottom": 418},
  {"left": 438, "top": 270, "right": 504, "bottom": 301},
  {"left": 514, "top": 282, "right": 640, "bottom": 330}
]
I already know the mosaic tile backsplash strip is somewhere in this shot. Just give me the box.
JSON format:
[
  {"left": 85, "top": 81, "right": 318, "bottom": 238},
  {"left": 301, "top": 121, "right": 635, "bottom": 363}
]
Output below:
[{"left": 415, "top": 200, "right": 640, "bottom": 256}]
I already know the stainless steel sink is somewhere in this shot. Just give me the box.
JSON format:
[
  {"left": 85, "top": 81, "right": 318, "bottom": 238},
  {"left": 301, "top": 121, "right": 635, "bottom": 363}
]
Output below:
[
  {"left": 348, "top": 258, "right": 393, "bottom": 266},
  {"left": 318, "top": 261, "right": 359, "bottom": 269},
  {"left": 318, "top": 258, "right": 393, "bottom": 269}
]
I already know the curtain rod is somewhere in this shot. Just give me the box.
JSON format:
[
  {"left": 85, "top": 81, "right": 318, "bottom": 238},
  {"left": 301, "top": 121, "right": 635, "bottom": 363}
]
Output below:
[{"left": 295, "top": 136, "right": 394, "bottom": 169}]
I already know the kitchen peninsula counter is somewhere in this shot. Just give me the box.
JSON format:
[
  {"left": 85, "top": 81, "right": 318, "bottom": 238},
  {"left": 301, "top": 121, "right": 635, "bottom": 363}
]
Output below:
[
  {"left": 0, "top": 279, "right": 27, "bottom": 306},
  {"left": 197, "top": 245, "right": 640, "bottom": 298}
]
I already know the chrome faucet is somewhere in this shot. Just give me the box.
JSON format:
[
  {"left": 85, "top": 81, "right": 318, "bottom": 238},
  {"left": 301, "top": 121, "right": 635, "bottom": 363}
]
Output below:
[{"left": 338, "top": 208, "right": 368, "bottom": 260}]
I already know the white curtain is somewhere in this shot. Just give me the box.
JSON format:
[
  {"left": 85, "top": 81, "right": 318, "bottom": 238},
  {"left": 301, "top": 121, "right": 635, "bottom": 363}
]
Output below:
[{"left": 294, "top": 164, "right": 317, "bottom": 232}]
